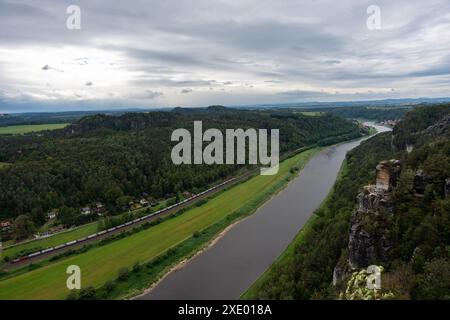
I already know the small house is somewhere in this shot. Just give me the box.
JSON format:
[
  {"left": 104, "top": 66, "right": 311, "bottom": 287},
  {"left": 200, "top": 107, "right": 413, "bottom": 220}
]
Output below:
[
  {"left": 95, "top": 202, "right": 105, "bottom": 215},
  {"left": 0, "top": 220, "right": 12, "bottom": 231},
  {"left": 81, "top": 207, "right": 91, "bottom": 215},
  {"left": 47, "top": 210, "right": 58, "bottom": 220},
  {"left": 182, "top": 191, "right": 194, "bottom": 199}
]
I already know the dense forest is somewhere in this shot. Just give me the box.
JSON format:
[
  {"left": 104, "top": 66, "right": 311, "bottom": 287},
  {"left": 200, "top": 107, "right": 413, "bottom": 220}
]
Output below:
[
  {"left": 248, "top": 104, "right": 450, "bottom": 300},
  {"left": 0, "top": 107, "right": 364, "bottom": 237}
]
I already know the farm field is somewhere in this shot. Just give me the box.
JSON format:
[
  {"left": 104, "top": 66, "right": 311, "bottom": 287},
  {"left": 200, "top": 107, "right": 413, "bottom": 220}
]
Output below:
[
  {"left": 0, "top": 147, "right": 320, "bottom": 299},
  {"left": 297, "top": 111, "right": 324, "bottom": 116},
  {"left": 0, "top": 123, "right": 69, "bottom": 135}
]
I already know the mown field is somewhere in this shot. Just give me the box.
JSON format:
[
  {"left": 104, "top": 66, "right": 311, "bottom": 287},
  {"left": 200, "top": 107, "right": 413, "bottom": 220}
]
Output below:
[
  {"left": 0, "top": 148, "right": 320, "bottom": 299},
  {"left": 297, "top": 111, "right": 324, "bottom": 116},
  {"left": 0, "top": 123, "right": 68, "bottom": 135}
]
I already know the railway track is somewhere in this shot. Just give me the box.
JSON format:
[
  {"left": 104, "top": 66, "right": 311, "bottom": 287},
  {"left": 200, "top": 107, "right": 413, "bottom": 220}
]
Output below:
[{"left": 3, "top": 174, "right": 251, "bottom": 270}]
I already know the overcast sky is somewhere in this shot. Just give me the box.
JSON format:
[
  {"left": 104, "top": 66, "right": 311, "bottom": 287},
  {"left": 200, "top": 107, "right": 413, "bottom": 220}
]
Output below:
[{"left": 1, "top": 0, "right": 450, "bottom": 112}]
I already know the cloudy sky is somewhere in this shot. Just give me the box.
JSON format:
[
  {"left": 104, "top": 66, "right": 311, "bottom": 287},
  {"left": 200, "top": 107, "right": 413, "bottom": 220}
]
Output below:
[{"left": 1, "top": 0, "right": 450, "bottom": 112}]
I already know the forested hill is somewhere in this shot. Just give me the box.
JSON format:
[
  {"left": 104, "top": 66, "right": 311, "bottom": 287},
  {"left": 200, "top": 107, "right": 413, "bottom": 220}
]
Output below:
[
  {"left": 247, "top": 104, "right": 450, "bottom": 300},
  {"left": 0, "top": 109, "right": 364, "bottom": 228}
]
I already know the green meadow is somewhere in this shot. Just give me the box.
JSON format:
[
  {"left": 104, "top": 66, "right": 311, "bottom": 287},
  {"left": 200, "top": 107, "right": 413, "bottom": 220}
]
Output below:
[
  {"left": 297, "top": 111, "right": 325, "bottom": 116},
  {"left": 0, "top": 123, "right": 69, "bottom": 135}
]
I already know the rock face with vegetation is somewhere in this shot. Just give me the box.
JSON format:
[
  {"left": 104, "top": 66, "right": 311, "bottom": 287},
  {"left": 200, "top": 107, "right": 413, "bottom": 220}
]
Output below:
[
  {"left": 350, "top": 161, "right": 401, "bottom": 266},
  {"left": 333, "top": 160, "right": 400, "bottom": 285},
  {"left": 333, "top": 160, "right": 399, "bottom": 285}
]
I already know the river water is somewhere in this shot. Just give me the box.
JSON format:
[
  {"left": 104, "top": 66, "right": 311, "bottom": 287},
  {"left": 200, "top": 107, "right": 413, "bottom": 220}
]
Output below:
[{"left": 138, "top": 123, "right": 391, "bottom": 300}]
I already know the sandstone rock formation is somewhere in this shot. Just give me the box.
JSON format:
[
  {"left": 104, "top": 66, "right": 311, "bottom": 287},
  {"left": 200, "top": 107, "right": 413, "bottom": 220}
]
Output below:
[
  {"left": 375, "top": 159, "right": 401, "bottom": 192},
  {"left": 333, "top": 159, "right": 400, "bottom": 285}
]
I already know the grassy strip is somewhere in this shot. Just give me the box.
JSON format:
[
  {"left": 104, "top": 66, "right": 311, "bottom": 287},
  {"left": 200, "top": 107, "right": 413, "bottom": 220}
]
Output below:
[
  {"left": 0, "top": 123, "right": 69, "bottom": 135},
  {"left": 0, "top": 162, "right": 11, "bottom": 169},
  {"left": 0, "top": 148, "right": 320, "bottom": 299},
  {"left": 241, "top": 160, "right": 349, "bottom": 300}
]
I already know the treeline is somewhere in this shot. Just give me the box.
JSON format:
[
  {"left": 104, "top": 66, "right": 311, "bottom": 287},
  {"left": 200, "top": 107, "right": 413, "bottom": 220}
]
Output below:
[
  {"left": 248, "top": 104, "right": 450, "bottom": 300},
  {"left": 0, "top": 110, "right": 130, "bottom": 127},
  {"left": 0, "top": 108, "right": 364, "bottom": 232},
  {"left": 299, "top": 106, "right": 410, "bottom": 121}
]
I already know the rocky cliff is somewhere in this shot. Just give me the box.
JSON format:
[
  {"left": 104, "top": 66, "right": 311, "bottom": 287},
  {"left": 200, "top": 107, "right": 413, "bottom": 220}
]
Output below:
[{"left": 333, "top": 159, "right": 400, "bottom": 285}]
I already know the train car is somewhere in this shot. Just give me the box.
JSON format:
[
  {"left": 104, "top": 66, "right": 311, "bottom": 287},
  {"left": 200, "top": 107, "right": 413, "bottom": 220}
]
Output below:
[
  {"left": 28, "top": 251, "right": 42, "bottom": 258},
  {"left": 66, "top": 240, "right": 77, "bottom": 246},
  {"left": 12, "top": 256, "right": 29, "bottom": 263},
  {"left": 41, "top": 247, "right": 54, "bottom": 254},
  {"left": 97, "top": 230, "right": 107, "bottom": 236},
  {"left": 87, "top": 234, "right": 96, "bottom": 239},
  {"left": 54, "top": 244, "right": 66, "bottom": 250},
  {"left": 107, "top": 227, "right": 116, "bottom": 232}
]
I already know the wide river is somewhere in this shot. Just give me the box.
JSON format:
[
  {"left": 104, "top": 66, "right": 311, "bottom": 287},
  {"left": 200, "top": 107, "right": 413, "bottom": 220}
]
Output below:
[{"left": 138, "top": 123, "right": 391, "bottom": 300}]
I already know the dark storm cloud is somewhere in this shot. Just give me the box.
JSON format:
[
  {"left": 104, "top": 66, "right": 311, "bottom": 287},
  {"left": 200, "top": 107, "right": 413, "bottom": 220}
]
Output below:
[
  {"left": 181, "top": 88, "right": 193, "bottom": 94},
  {"left": 128, "top": 90, "right": 163, "bottom": 100}
]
